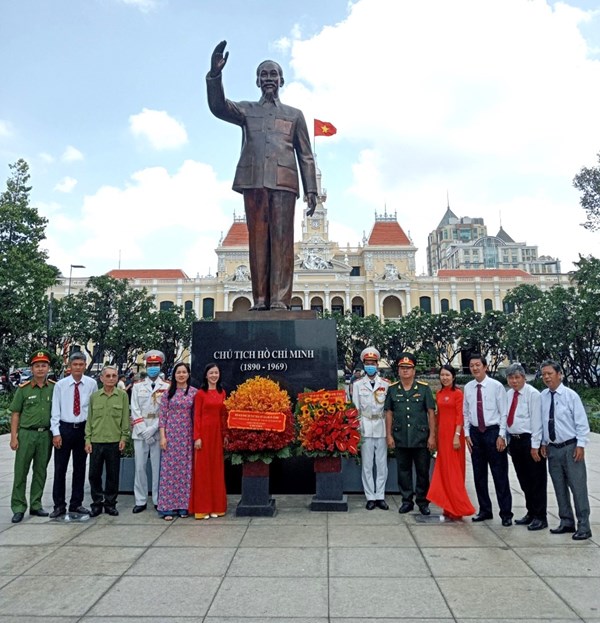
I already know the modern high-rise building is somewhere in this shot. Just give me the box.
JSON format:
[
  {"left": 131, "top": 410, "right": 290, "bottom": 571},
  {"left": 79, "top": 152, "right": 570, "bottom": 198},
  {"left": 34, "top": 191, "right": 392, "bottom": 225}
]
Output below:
[{"left": 427, "top": 204, "right": 561, "bottom": 275}]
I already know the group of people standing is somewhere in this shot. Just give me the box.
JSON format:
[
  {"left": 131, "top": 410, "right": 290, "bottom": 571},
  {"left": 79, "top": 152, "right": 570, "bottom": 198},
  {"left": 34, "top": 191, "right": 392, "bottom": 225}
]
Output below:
[
  {"left": 8, "top": 349, "right": 227, "bottom": 523},
  {"left": 353, "top": 349, "right": 592, "bottom": 540}
]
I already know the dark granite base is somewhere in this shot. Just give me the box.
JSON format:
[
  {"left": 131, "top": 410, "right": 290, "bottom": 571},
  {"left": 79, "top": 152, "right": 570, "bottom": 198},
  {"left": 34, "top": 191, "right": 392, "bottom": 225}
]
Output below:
[
  {"left": 215, "top": 310, "right": 317, "bottom": 321},
  {"left": 310, "top": 494, "right": 348, "bottom": 512},
  {"left": 236, "top": 497, "right": 277, "bottom": 517}
]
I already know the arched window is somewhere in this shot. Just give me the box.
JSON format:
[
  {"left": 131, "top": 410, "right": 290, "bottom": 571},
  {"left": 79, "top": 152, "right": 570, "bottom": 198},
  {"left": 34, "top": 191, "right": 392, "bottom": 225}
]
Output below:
[
  {"left": 310, "top": 296, "right": 323, "bottom": 314},
  {"left": 159, "top": 300, "right": 174, "bottom": 311},
  {"left": 382, "top": 295, "right": 402, "bottom": 319},
  {"left": 231, "top": 297, "right": 251, "bottom": 313},
  {"left": 484, "top": 298, "right": 493, "bottom": 312},
  {"left": 351, "top": 296, "right": 364, "bottom": 317},
  {"left": 459, "top": 298, "right": 474, "bottom": 311},
  {"left": 184, "top": 300, "right": 194, "bottom": 318},
  {"left": 331, "top": 296, "right": 344, "bottom": 314},
  {"left": 290, "top": 296, "right": 303, "bottom": 311},
  {"left": 440, "top": 298, "right": 450, "bottom": 312},
  {"left": 202, "top": 298, "right": 214, "bottom": 319},
  {"left": 419, "top": 296, "right": 432, "bottom": 313}
]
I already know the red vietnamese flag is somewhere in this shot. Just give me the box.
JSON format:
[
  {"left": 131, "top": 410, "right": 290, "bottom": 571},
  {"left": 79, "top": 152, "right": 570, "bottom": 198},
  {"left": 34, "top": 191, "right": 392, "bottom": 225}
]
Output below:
[{"left": 314, "top": 119, "right": 337, "bottom": 137}]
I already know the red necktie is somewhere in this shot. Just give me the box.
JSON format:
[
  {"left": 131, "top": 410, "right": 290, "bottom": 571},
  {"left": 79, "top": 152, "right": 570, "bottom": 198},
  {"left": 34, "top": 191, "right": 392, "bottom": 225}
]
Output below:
[
  {"left": 476, "top": 384, "right": 485, "bottom": 432},
  {"left": 507, "top": 391, "right": 519, "bottom": 427},
  {"left": 74, "top": 382, "right": 81, "bottom": 416}
]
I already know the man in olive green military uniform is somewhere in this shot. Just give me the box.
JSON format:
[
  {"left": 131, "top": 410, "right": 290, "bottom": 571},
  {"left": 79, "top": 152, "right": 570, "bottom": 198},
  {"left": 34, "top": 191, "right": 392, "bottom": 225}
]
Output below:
[
  {"left": 9, "top": 350, "right": 55, "bottom": 523},
  {"left": 385, "top": 353, "right": 436, "bottom": 515}
]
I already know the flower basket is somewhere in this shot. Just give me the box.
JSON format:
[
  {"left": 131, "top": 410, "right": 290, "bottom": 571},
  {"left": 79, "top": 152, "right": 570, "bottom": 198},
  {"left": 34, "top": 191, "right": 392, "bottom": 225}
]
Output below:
[
  {"left": 296, "top": 389, "right": 360, "bottom": 511},
  {"left": 224, "top": 376, "right": 295, "bottom": 516}
]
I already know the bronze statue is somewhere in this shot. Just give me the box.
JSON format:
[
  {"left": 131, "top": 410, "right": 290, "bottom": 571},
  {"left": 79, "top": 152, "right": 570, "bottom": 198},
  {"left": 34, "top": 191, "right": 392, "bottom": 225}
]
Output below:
[{"left": 207, "top": 41, "right": 318, "bottom": 311}]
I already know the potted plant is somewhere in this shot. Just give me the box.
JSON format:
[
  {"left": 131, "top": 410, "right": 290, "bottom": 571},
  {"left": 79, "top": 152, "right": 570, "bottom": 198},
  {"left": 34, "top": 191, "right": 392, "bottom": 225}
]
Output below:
[
  {"left": 296, "top": 389, "right": 360, "bottom": 511},
  {"left": 223, "top": 376, "right": 295, "bottom": 516}
]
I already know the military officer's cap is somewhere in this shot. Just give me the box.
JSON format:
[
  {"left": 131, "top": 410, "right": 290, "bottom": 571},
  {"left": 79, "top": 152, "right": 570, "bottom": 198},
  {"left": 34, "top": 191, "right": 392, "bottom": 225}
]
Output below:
[
  {"left": 397, "top": 352, "right": 416, "bottom": 368},
  {"left": 360, "top": 347, "right": 380, "bottom": 362},
  {"left": 30, "top": 349, "right": 51, "bottom": 365},
  {"left": 144, "top": 350, "right": 165, "bottom": 364}
]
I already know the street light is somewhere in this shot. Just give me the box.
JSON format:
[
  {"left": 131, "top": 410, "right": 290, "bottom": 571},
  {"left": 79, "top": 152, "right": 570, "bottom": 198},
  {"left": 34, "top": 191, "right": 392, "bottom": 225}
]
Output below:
[{"left": 67, "top": 264, "right": 85, "bottom": 296}]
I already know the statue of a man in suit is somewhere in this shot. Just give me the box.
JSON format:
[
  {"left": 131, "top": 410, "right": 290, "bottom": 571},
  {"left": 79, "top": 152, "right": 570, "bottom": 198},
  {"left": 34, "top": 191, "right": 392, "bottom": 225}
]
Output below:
[{"left": 207, "top": 40, "right": 318, "bottom": 311}]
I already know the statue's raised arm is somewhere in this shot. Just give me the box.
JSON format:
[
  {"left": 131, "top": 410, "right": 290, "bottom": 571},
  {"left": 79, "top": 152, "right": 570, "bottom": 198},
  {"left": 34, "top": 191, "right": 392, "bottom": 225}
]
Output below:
[{"left": 210, "top": 40, "right": 229, "bottom": 78}]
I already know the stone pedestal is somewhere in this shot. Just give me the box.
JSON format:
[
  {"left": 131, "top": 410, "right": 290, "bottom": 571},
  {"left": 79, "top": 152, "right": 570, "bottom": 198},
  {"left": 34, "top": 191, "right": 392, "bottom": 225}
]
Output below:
[
  {"left": 236, "top": 461, "right": 276, "bottom": 517},
  {"left": 310, "top": 456, "right": 348, "bottom": 512},
  {"left": 192, "top": 314, "right": 339, "bottom": 495}
]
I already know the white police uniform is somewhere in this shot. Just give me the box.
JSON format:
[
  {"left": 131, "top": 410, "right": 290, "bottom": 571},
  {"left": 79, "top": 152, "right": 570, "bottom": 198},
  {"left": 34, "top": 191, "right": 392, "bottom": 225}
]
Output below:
[
  {"left": 352, "top": 348, "right": 389, "bottom": 503},
  {"left": 130, "top": 353, "right": 170, "bottom": 507}
]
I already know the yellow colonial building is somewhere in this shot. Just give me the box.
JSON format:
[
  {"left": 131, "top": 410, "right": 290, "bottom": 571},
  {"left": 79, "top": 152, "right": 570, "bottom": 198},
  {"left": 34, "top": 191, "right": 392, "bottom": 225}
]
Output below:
[{"left": 61, "top": 168, "right": 569, "bottom": 317}]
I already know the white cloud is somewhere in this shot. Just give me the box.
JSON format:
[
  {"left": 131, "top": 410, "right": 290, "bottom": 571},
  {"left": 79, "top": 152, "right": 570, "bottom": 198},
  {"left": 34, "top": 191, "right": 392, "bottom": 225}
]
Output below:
[
  {"left": 39, "top": 152, "right": 55, "bottom": 164},
  {"left": 0, "top": 120, "right": 11, "bottom": 138},
  {"left": 62, "top": 146, "right": 84, "bottom": 162},
  {"left": 46, "top": 160, "right": 236, "bottom": 276},
  {"left": 54, "top": 176, "right": 77, "bottom": 193},
  {"left": 281, "top": 0, "right": 600, "bottom": 271},
  {"left": 129, "top": 108, "right": 188, "bottom": 150},
  {"left": 118, "top": 0, "right": 159, "bottom": 12}
]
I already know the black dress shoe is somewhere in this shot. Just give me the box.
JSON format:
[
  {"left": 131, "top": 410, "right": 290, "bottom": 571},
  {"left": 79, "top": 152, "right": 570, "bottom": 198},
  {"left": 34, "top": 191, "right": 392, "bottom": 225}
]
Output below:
[
  {"left": 11, "top": 512, "right": 24, "bottom": 523},
  {"left": 89, "top": 506, "right": 103, "bottom": 518},
  {"left": 376, "top": 500, "right": 389, "bottom": 510},
  {"left": 472, "top": 513, "right": 493, "bottom": 522},
  {"left": 105, "top": 507, "right": 119, "bottom": 516},
  {"left": 49, "top": 507, "right": 67, "bottom": 519},
  {"left": 501, "top": 518, "right": 513, "bottom": 527},
  {"left": 29, "top": 508, "right": 49, "bottom": 517},
  {"left": 365, "top": 500, "right": 376, "bottom": 510},
  {"left": 398, "top": 502, "right": 414, "bottom": 514},
  {"left": 572, "top": 530, "right": 592, "bottom": 540},
  {"left": 132, "top": 504, "right": 147, "bottom": 514},
  {"left": 515, "top": 513, "right": 533, "bottom": 525},
  {"left": 550, "top": 524, "right": 576, "bottom": 534},
  {"left": 69, "top": 506, "right": 90, "bottom": 515},
  {"left": 418, "top": 505, "right": 431, "bottom": 516},
  {"left": 527, "top": 519, "right": 548, "bottom": 531}
]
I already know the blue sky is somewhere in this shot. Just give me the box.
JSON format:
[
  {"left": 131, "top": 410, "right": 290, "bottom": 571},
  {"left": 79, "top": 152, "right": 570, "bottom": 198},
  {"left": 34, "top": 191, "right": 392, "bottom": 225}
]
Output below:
[{"left": 2, "top": 0, "right": 600, "bottom": 278}]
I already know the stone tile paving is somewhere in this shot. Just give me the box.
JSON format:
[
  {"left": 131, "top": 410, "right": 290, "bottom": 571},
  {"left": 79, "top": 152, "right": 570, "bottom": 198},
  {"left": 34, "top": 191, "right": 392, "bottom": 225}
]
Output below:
[{"left": 0, "top": 431, "right": 598, "bottom": 621}]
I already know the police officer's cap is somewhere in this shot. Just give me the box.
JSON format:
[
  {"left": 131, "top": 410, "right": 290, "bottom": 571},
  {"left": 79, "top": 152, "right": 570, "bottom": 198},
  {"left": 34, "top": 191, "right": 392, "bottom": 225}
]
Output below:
[
  {"left": 397, "top": 352, "right": 416, "bottom": 367},
  {"left": 144, "top": 350, "right": 165, "bottom": 364},
  {"left": 30, "top": 349, "right": 51, "bottom": 365},
  {"left": 360, "top": 347, "right": 380, "bottom": 362}
]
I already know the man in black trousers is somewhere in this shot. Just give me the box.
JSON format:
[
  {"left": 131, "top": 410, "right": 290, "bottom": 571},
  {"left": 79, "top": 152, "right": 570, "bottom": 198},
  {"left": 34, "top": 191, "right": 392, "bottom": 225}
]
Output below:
[
  {"left": 463, "top": 354, "right": 512, "bottom": 526},
  {"left": 505, "top": 363, "right": 547, "bottom": 531},
  {"left": 50, "top": 352, "right": 98, "bottom": 518}
]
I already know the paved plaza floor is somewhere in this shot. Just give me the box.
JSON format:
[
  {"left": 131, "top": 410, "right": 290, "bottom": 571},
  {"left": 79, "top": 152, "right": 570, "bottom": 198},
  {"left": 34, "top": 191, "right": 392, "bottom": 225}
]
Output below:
[{"left": 0, "top": 431, "right": 599, "bottom": 622}]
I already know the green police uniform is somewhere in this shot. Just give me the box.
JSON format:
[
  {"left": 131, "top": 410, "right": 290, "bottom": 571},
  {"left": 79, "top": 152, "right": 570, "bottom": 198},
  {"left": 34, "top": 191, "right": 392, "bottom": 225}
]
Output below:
[
  {"left": 385, "top": 380, "right": 435, "bottom": 508},
  {"left": 9, "top": 380, "right": 55, "bottom": 513},
  {"left": 385, "top": 380, "right": 435, "bottom": 447}
]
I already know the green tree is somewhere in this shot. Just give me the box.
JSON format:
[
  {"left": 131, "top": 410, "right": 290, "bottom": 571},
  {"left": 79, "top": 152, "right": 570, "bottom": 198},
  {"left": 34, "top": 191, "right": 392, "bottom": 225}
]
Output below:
[
  {"left": 461, "top": 310, "right": 509, "bottom": 376},
  {"left": 0, "top": 159, "right": 59, "bottom": 373},
  {"left": 64, "top": 276, "right": 157, "bottom": 373},
  {"left": 152, "top": 304, "right": 197, "bottom": 373},
  {"left": 573, "top": 151, "right": 600, "bottom": 231},
  {"left": 416, "top": 309, "right": 464, "bottom": 367}
]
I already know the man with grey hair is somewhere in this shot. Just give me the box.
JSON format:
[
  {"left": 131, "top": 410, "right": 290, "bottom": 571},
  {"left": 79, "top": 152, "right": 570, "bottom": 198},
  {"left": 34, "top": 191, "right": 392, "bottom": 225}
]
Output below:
[
  {"left": 85, "top": 365, "right": 130, "bottom": 517},
  {"left": 50, "top": 352, "right": 98, "bottom": 518},
  {"left": 505, "top": 362, "right": 547, "bottom": 531},
  {"left": 540, "top": 360, "right": 591, "bottom": 540}
]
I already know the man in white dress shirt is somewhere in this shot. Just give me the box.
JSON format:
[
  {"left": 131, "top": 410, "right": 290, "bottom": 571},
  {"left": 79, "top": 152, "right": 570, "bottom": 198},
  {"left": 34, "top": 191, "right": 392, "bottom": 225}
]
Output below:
[
  {"left": 463, "top": 354, "right": 512, "bottom": 526},
  {"left": 352, "top": 347, "right": 390, "bottom": 510},
  {"left": 50, "top": 352, "right": 98, "bottom": 517},
  {"left": 540, "top": 360, "right": 592, "bottom": 540},
  {"left": 505, "top": 363, "right": 547, "bottom": 531}
]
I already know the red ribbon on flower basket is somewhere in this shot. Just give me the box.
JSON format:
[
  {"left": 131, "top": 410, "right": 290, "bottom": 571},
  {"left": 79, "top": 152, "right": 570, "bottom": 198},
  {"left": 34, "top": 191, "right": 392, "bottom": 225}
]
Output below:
[
  {"left": 296, "top": 389, "right": 361, "bottom": 457},
  {"left": 223, "top": 376, "right": 295, "bottom": 465}
]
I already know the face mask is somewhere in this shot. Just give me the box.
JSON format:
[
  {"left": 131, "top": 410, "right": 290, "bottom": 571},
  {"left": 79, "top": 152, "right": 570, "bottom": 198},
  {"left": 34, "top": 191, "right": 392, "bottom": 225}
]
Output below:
[
  {"left": 364, "top": 364, "right": 378, "bottom": 376},
  {"left": 147, "top": 366, "right": 161, "bottom": 378}
]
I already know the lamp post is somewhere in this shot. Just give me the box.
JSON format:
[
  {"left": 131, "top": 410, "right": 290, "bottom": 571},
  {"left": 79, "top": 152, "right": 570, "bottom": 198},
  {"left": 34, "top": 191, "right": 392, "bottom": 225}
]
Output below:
[{"left": 67, "top": 264, "right": 85, "bottom": 296}]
